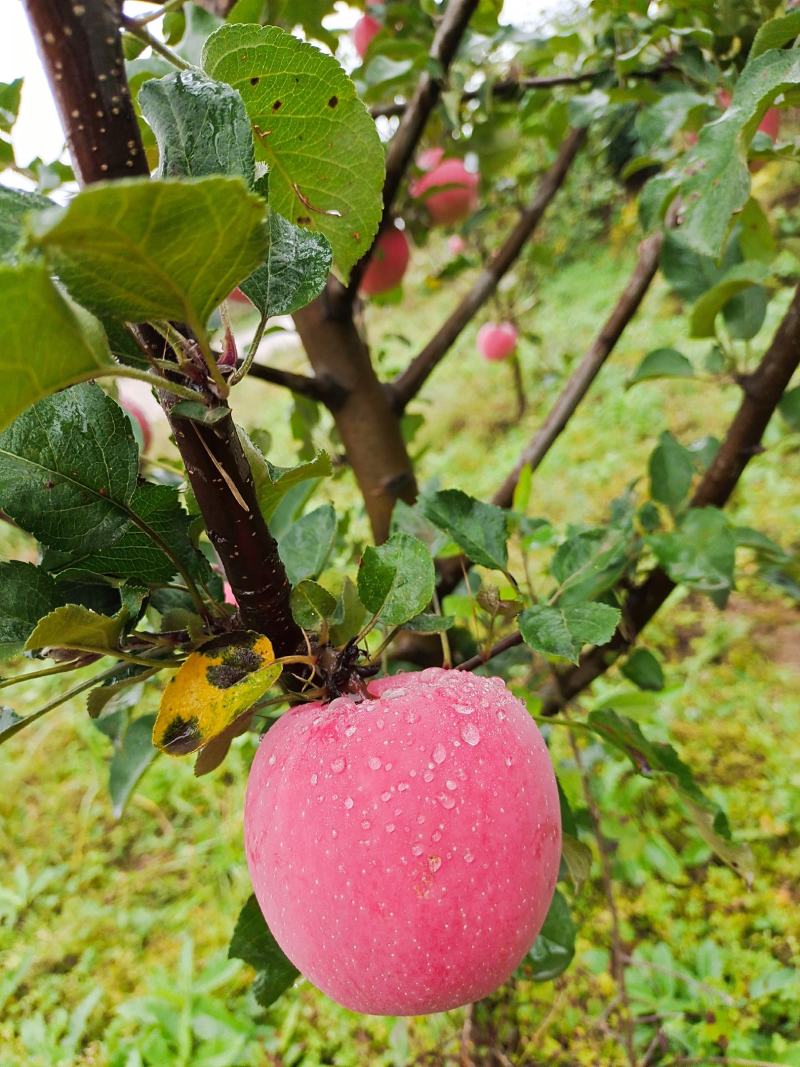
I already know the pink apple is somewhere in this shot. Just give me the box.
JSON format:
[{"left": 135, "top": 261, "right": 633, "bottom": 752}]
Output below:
[
  {"left": 477, "top": 322, "right": 518, "bottom": 362},
  {"left": 448, "top": 234, "right": 466, "bottom": 256},
  {"left": 122, "top": 398, "right": 152, "bottom": 452},
  {"left": 360, "top": 225, "right": 410, "bottom": 296},
  {"left": 417, "top": 147, "right": 444, "bottom": 172},
  {"left": 353, "top": 14, "right": 381, "bottom": 58},
  {"left": 411, "top": 158, "right": 479, "bottom": 226},
  {"left": 244, "top": 667, "right": 561, "bottom": 1015},
  {"left": 229, "top": 288, "right": 251, "bottom": 305}
]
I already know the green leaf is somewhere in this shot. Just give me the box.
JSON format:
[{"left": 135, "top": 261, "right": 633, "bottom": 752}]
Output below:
[
  {"left": 290, "top": 579, "right": 337, "bottom": 630},
  {"left": 0, "top": 562, "right": 65, "bottom": 659},
  {"left": 139, "top": 69, "right": 255, "bottom": 183},
  {"left": 328, "top": 577, "right": 367, "bottom": 646},
  {"left": 0, "top": 263, "right": 112, "bottom": 432},
  {"left": 421, "top": 489, "right": 509, "bottom": 574},
  {"left": 620, "top": 648, "right": 665, "bottom": 691},
  {"left": 109, "top": 713, "right": 158, "bottom": 817},
  {"left": 278, "top": 504, "right": 336, "bottom": 585},
  {"left": 751, "top": 11, "right": 800, "bottom": 59},
  {"left": 528, "top": 890, "right": 575, "bottom": 981},
  {"left": 239, "top": 429, "right": 332, "bottom": 522},
  {"left": 561, "top": 835, "right": 592, "bottom": 892},
  {"left": 357, "top": 532, "right": 435, "bottom": 628},
  {"left": 170, "top": 400, "right": 229, "bottom": 426},
  {"left": 627, "top": 348, "right": 694, "bottom": 387},
  {"left": 0, "top": 705, "right": 52, "bottom": 744},
  {"left": 402, "top": 612, "right": 455, "bottom": 633},
  {"left": 240, "top": 210, "right": 332, "bottom": 318},
  {"left": 648, "top": 431, "right": 694, "bottom": 510},
  {"left": 0, "top": 78, "right": 23, "bottom": 133},
  {"left": 677, "top": 49, "right": 800, "bottom": 257},
  {"left": 778, "top": 385, "right": 800, "bottom": 431},
  {"left": 0, "top": 186, "right": 52, "bottom": 264},
  {"left": 203, "top": 23, "right": 384, "bottom": 274},
  {"left": 586, "top": 708, "right": 753, "bottom": 881},
  {"left": 228, "top": 894, "right": 298, "bottom": 1009},
  {"left": 0, "top": 384, "right": 207, "bottom": 586},
  {"left": 648, "top": 507, "right": 736, "bottom": 598},
  {"left": 689, "top": 261, "right": 771, "bottom": 338},
  {"left": 25, "top": 604, "right": 124, "bottom": 655},
  {"left": 550, "top": 526, "right": 633, "bottom": 606},
  {"left": 659, "top": 230, "right": 723, "bottom": 303},
  {"left": 28, "top": 176, "right": 267, "bottom": 329},
  {"left": 390, "top": 498, "right": 454, "bottom": 557},
  {"left": 518, "top": 602, "right": 621, "bottom": 664}
]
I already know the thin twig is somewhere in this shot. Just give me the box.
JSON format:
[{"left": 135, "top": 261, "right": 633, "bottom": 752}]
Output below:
[
  {"left": 247, "top": 362, "right": 339, "bottom": 404},
  {"left": 230, "top": 312, "right": 268, "bottom": 386},
  {"left": 370, "top": 63, "right": 677, "bottom": 118},
  {"left": 390, "top": 127, "right": 587, "bottom": 411},
  {"left": 120, "top": 15, "right": 191, "bottom": 69}
]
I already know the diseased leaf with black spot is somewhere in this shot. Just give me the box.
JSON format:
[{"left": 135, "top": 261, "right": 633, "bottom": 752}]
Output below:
[{"left": 153, "top": 631, "right": 281, "bottom": 755}]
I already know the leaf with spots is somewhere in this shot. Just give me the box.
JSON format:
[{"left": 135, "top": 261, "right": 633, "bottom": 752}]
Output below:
[
  {"left": 228, "top": 894, "right": 298, "bottom": 1009},
  {"left": 27, "top": 176, "right": 268, "bottom": 330},
  {"left": 202, "top": 23, "right": 384, "bottom": 275},
  {"left": 0, "top": 263, "right": 112, "bottom": 433},
  {"left": 153, "top": 632, "right": 281, "bottom": 755}
]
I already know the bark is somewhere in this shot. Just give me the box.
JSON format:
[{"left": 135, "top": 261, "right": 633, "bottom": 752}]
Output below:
[
  {"left": 24, "top": 0, "right": 303, "bottom": 657},
  {"left": 390, "top": 127, "right": 588, "bottom": 411},
  {"left": 293, "top": 289, "right": 418, "bottom": 542}
]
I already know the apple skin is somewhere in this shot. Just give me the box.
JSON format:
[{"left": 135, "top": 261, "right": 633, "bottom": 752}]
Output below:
[
  {"left": 477, "top": 322, "right": 518, "bottom": 362},
  {"left": 122, "top": 399, "right": 152, "bottom": 452},
  {"left": 360, "top": 225, "right": 411, "bottom": 296},
  {"left": 244, "top": 667, "right": 561, "bottom": 1016},
  {"left": 411, "top": 159, "right": 479, "bottom": 226},
  {"left": 353, "top": 14, "right": 381, "bottom": 58}
]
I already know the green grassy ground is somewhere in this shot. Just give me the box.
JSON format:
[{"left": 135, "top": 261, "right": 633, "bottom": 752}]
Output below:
[{"left": 1, "top": 232, "right": 798, "bottom": 1066}]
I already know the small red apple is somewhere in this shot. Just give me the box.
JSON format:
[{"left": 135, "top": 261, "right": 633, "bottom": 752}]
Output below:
[
  {"left": 448, "top": 234, "right": 466, "bottom": 256},
  {"left": 360, "top": 224, "right": 410, "bottom": 297},
  {"left": 417, "top": 147, "right": 445, "bottom": 172},
  {"left": 353, "top": 14, "right": 381, "bottom": 58},
  {"left": 411, "top": 158, "right": 479, "bottom": 226},
  {"left": 122, "top": 398, "right": 152, "bottom": 452},
  {"left": 229, "top": 288, "right": 251, "bottom": 305},
  {"left": 244, "top": 668, "right": 561, "bottom": 1015},
  {"left": 477, "top": 322, "right": 518, "bottom": 362},
  {"left": 717, "top": 89, "right": 780, "bottom": 142}
]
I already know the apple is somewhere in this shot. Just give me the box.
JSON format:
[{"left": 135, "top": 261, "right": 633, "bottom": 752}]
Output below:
[
  {"left": 360, "top": 225, "right": 411, "bottom": 297},
  {"left": 229, "top": 288, "right": 251, "bottom": 305},
  {"left": 353, "top": 14, "right": 381, "bottom": 58},
  {"left": 122, "top": 398, "right": 152, "bottom": 452},
  {"left": 417, "top": 147, "right": 445, "bottom": 172},
  {"left": 448, "top": 234, "right": 466, "bottom": 256},
  {"left": 411, "top": 158, "right": 479, "bottom": 226},
  {"left": 244, "top": 667, "right": 561, "bottom": 1015},
  {"left": 477, "top": 322, "right": 518, "bottom": 362}
]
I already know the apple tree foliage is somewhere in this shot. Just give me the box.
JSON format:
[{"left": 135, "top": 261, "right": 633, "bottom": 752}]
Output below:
[{"left": 1, "top": 0, "right": 799, "bottom": 1019}]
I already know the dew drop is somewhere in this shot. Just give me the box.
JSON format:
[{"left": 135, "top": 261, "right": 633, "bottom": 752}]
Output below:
[
  {"left": 331, "top": 829, "right": 338, "bottom": 839},
  {"left": 455, "top": 704, "right": 474, "bottom": 715},
  {"left": 344, "top": 724, "right": 357, "bottom": 737},
  {"left": 386, "top": 823, "right": 395, "bottom": 833},
  {"left": 497, "top": 710, "right": 507, "bottom": 722},
  {"left": 504, "top": 756, "right": 513, "bottom": 767},
  {"left": 376, "top": 718, "right": 384, "bottom": 729},
  {"left": 445, "top": 780, "right": 457, "bottom": 791},
  {"left": 397, "top": 782, "right": 409, "bottom": 792},
  {"left": 438, "top": 794, "right": 456, "bottom": 810},
  {"left": 405, "top": 710, "right": 419, "bottom": 724},
  {"left": 380, "top": 791, "right": 392, "bottom": 802},
  {"left": 368, "top": 756, "right": 382, "bottom": 771},
  {"left": 411, "top": 843, "right": 424, "bottom": 857},
  {"left": 461, "top": 723, "right": 480, "bottom": 746},
  {"left": 312, "top": 716, "right": 323, "bottom": 726},
  {"left": 428, "top": 856, "right": 442, "bottom": 873},
  {"left": 331, "top": 757, "right": 346, "bottom": 774},
  {"left": 267, "top": 754, "right": 276, "bottom": 766},
  {"left": 423, "top": 770, "right": 434, "bottom": 783},
  {"left": 310, "top": 773, "right": 318, "bottom": 785},
  {"left": 432, "top": 743, "right": 447, "bottom": 764},
  {"left": 432, "top": 831, "right": 442, "bottom": 843},
  {"left": 361, "top": 820, "right": 371, "bottom": 829},
  {"left": 344, "top": 797, "right": 354, "bottom": 809},
  {"left": 464, "top": 851, "right": 474, "bottom": 864},
  {"left": 416, "top": 814, "right": 425, "bottom": 825}
]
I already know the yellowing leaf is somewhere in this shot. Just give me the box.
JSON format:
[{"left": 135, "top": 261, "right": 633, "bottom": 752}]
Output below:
[{"left": 154, "top": 631, "right": 280, "bottom": 755}]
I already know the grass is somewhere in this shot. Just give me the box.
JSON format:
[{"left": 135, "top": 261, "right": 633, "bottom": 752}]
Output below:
[{"left": 1, "top": 216, "right": 799, "bottom": 1065}]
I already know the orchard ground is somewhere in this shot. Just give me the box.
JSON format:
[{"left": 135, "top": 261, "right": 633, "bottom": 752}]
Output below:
[{"left": 1, "top": 212, "right": 799, "bottom": 1063}]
